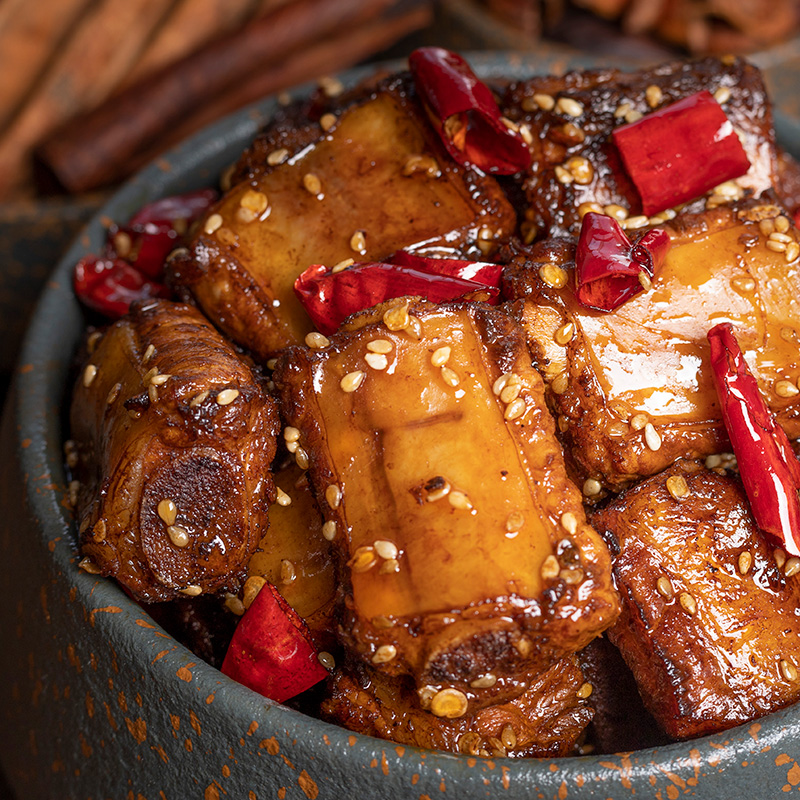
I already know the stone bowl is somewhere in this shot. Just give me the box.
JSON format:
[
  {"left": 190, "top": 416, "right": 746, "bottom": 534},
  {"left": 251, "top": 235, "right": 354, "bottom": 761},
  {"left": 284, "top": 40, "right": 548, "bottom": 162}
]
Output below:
[{"left": 2, "top": 53, "right": 800, "bottom": 800}]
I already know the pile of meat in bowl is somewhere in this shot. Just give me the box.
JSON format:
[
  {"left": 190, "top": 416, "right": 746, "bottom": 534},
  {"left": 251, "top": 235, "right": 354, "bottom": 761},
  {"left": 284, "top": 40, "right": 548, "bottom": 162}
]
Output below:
[{"left": 64, "top": 47, "right": 800, "bottom": 759}]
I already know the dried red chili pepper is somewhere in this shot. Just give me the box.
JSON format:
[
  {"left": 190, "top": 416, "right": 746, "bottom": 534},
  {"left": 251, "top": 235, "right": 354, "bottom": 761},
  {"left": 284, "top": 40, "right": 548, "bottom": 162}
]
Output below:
[
  {"left": 574, "top": 212, "right": 671, "bottom": 312},
  {"left": 408, "top": 47, "right": 530, "bottom": 175},
  {"left": 707, "top": 323, "right": 800, "bottom": 556},
  {"left": 73, "top": 256, "right": 169, "bottom": 319},
  {"left": 388, "top": 250, "right": 503, "bottom": 285},
  {"left": 221, "top": 583, "right": 328, "bottom": 703},
  {"left": 295, "top": 257, "right": 501, "bottom": 335},
  {"left": 107, "top": 188, "right": 218, "bottom": 278},
  {"left": 612, "top": 90, "right": 751, "bottom": 216}
]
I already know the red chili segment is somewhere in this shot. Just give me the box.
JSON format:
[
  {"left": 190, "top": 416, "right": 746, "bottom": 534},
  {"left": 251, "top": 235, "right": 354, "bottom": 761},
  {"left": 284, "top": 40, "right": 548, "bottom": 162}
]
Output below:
[
  {"left": 108, "top": 189, "right": 218, "bottom": 279},
  {"left": 221, "top": 583, "right": 328, "bottom": 703},
  {"left": 612, "top": 90, "right": 751, "bottom": 216},
  {"left": 73, "top": 256, "right": 170, "bottom": 319},
  {"left": 707, "top": 323, "right": 800, "bottom": 556},
  {"left": 295, "top": 259, "right": 501, "bottom": 335},
  {"left": 574, "top": 212, "right": 670, "bottom": 312},
  {"left": 409, "top": 47, "right": 530, "bottom": 175}
]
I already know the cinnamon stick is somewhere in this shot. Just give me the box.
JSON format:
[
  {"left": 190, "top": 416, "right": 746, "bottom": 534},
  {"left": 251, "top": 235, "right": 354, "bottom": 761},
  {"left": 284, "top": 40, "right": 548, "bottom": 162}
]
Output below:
[
  {"left": 0, "top": 0, "right": 176, "bottom": 199},
  {"left": 36, "top": 0, "right": 403, "bottom": 194},
  {"left": 126, "top": 2, "right": 432, "bottom": 178},
  {"left": 0, "top": 0, "right": 94, "bottom": 133},
  {"left": 121, "top": 0, "right": 259, "bottom": 89}
]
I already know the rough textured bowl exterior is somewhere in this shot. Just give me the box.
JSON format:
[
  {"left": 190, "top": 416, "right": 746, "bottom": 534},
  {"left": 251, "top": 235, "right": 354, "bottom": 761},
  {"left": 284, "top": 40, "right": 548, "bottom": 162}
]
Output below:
[{"left": 2, "top": 55, "right": 800, "bottom": 800}]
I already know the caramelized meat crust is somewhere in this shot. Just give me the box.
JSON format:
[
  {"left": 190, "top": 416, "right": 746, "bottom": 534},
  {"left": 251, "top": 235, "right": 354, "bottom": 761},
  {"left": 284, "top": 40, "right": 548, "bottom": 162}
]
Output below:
[
  {"left": 322, "top": 656, "right": 593, "bottom": 758},
  {"left": 166, "top": 74, "right": 516, "bottom": 362},
  {"left": 505, "top": 199, "right": 800, "bottom": 489},
  {"left": 591, "top": 461, "right": 800, "bottom": 739},
  {"left": 501, "top": 55, "right": 777, "bottom": 238},
  {"left": 70, "top": 300, "right": 279, "bottom": 602},
  {"left": 273, "top": 298, "right": 619, "bottom": 715}
]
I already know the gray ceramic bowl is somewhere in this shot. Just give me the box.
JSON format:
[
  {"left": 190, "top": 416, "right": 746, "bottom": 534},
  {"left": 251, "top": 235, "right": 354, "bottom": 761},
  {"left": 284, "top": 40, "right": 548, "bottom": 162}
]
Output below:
[{"left": 3, "top": 54, "right": 800, "bottom": 800}]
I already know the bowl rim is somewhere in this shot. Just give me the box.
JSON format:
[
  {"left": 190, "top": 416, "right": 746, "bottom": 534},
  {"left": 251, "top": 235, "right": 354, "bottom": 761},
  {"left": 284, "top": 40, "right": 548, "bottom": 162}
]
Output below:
[{"left": 10, "top": 51, "right": 800, "bottom": 797}]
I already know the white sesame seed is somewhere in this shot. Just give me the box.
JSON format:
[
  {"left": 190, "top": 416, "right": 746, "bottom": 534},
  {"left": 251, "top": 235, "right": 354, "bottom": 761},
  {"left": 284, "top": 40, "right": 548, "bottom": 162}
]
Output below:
[
  {"left": 267, "top": 148, "right": 289, "bottom": 166},
  {"left": 284, "top": 426, "right": 300, "bottom": 442},
  {"left": 656, "top": 576, "right": 674, "bottom": 598},
  {"left": 786, "top": 557, "right": 800, "bottom": 578},
  {"left": 366, "top": 338, "right": 393, "bottom": 354},
  {"left": 106, "top": 382, "right": 121, "bottom": 405},
  {"left": 504, "top": 398, "right": 526, "bottom": 420},
  {"left": 583, "top": 478, "right": 602, "bottom": 497},
  {"left": 645, "top": 85, "right": 663, "bottom": 108},
  {"left": 275, "top": 487, "right": 291, "bottom": 506},
  {"left": 780, "top": 659, "right": 798, "bottom": 682},
  {"left": 714, "top": 86, "right": 731, "bottom": 104},
  {"left": 350, "top": 230, "right": 366, "bottom": 253},
  {"left": 540, "top": 554, "right": 560, "bottom": 580},
  {"left": 204, "top": 214, "right": 223, "bottom": 235},
  {"left": 373, "top": 539, "right": 398, "bottom": 560},
  {"left": 157, "top": 498, "right": 177, "bottom": 526},
  {"left": 666, "top": 475, "right": 689, "bottom": 499},
  {"left": 679, "top": 592, "right": 696, "bottom": 615},
  {"left": 738, "top": 551, "right": 752, "bottom": 575},
  {"left": 469, "top": 673, "right": 497, "bottom": 689},
  {"left": 786, "top": 242, "right": 800, "bottom": 262},
  {"left": 325, "top": 484, "right": 341, "bottom": 509},
  {"left": 322, "top": 520, "right": 337, "bottom": 541},
  {"left": 167, "top": 525, "right": 190, "bottom": 548},
  {"left": 318, "top": 651, "right": 336, "bottom": 670},
  {"left": 280, "top": 559, "right": 296, "bottom": 584},
  {"left": 216, "top": 389, "right": 239, "bottom": 406},
  {"left": 431, "top": 346, "right": 451, "bottom": 367},
  {"left": 430, "top": 688, "right": 469, "bottom": 718},
  {"left": 331, "top": 258, "right": 354, "bottom": 273},
  {"left": 560, "top": 512, "right": 578, "bottom": 535},
  {"left": 294, "top": 447, "right": 309, "bottom": 470},
  {"left": 303, "top": 173, "right": 322, "bottom": 196},
  {"left": 305, "top": 331, "right": 330, "bottom": 349},
  {"left": 531, "top": 92, "right": 555, "bottom": 110},
  {"left": 82, "top": 364, "right": 97, "bottom": 387},
  {"left": 189, "top": 390, "right": 209, "bottom": 407},
  {"left": 448, "top": 490, "right": 473, "bottom": 510},
  {"left": 150, "top": 373, "right": 170, "bottom": 386},
  {"left": 644, "top": 423, "right": 662, "bottom": 451},
  {"left": 556, "top": 96, "right": 584, "bottom": 117},
  {"left": 365, "top": 352, "right": 388, "bottom": 370},
  {"left": 441, "top": 366, "right": 460, "bottom": 387},
  {"left": 554, "top": 322, "right": 574, "bottom": 345},
  {"left": 340, "top": 371, "right": 365, "bottom": 393},
  {"left": 372, "top": 644, "right": 397, "bottom": 664},
  {"left": 499, "top": 383, "right": 522, "bottom": 404},
  {"left": 142, "top": 344, "right": 155, "bottom": 364}
]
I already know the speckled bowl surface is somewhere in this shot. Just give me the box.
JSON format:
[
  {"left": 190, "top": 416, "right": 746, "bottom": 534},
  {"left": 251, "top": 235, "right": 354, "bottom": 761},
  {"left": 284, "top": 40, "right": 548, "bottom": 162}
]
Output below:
[{"left": 2, "top": 53, "right": 800, "bottom": 800}]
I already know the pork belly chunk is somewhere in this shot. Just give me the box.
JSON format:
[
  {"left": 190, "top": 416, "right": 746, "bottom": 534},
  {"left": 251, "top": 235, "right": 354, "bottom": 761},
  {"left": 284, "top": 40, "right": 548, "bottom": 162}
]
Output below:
[
  {"left": 505, "top": 199, "right": 800, "bottom": 490},
  {"left": 591, "top": 460, "right": 800, "bottom": 740},
  {"left": 70, "top": 300, "right": 279, "bottom": 602},
  {"left": 167, "top": 74, "right": 516, "bottom": 362},
  {"left": 501, "top": 55, "right": 777, "bottom": 239},
  {"left": 273, "top": 298, "right": 619, "bottom": 716},
  {"left": 322, "top": 655, "right": 593, "bottom": 758}
]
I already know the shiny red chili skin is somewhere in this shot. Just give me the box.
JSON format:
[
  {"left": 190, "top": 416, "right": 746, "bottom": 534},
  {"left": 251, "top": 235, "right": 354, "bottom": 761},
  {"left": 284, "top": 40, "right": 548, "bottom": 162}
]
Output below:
[
  {"left": 574, "top": 212, "right": 671, "bottom": 312},
  {"left": 707, "top": 323, "right": 800, "bottom": 556},
  {"left": 107, "top": 189, "right": 218, "bottom": 279},
  {"left": 73, "top": 256, "right": 170, "bottom": 319},
  {"left": 388, "top": 250, "right": 503, "bottom": 285},
  {"left": 295, "top": 259, "right": 501, "bottom": 335},
  {"left": 221, "top": 583, "right": 328, "bottom": 703},
  {"left": 612, "top": 90, "right": 751, "bottom": 216},
  {"left": 409, "top": 47, "right": 530, "bottom": 175}
]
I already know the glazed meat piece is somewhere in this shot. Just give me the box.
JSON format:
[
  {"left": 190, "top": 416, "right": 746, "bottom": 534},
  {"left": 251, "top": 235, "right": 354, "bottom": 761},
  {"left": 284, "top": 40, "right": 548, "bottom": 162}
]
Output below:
[
  {"left": 240, "top": 461, "right": 337, "bottom": 648},
  {"left": 167, "top": 73, "right": 517, "bottom": 362},
  {"left": 322, "top": 655, "right": 593, "bottom": 758},
  {"left": 273, "top": 298, "right": 619, "bottom": 717},
  {"left": 501, "top": 55, "right": 777, "bottom": 239},
  {"left": 591, "top": 460, "right": 800, "bottom": 740},
  {"left": 70, "top": 300, "right": 279, "bottom": 602},
  {"left": 505, "top": 198, "right": 800, "bottom": 490}
]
